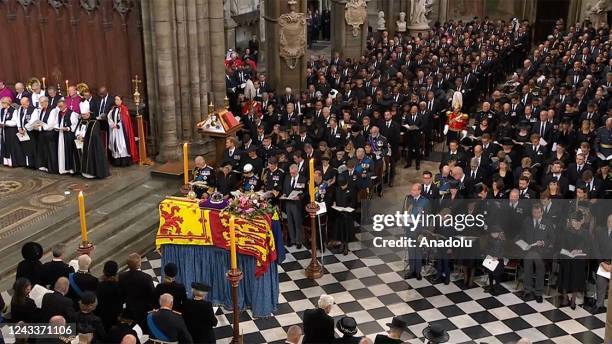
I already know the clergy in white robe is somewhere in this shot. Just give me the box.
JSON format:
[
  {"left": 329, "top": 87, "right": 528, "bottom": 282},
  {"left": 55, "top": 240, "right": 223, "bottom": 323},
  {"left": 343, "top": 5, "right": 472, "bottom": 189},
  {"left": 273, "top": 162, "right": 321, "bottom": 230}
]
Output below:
[
  {"left": 16, "top": 97, "right": 36, "bottom": 168},
  {"left": 0, "top": 96, "right": 21, "bottom": 166},
  {"left": 29, "top": 97, "right": 58, "bottom": 173},
  {"left": 54, "top": 99, "right": 78, "bottom": 174},
  {"left": 107, "top": 100, "right": 131, "bottom": 166}
]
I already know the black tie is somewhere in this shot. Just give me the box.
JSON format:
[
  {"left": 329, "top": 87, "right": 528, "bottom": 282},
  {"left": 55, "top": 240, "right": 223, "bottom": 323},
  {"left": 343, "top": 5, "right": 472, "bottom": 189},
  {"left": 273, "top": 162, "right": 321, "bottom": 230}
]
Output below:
[
  {"left": 100, "top": 97, "right": 105, "bottom": 114},
  {"left": 291, "top": 178, "right": 296, "bottom": 189}
]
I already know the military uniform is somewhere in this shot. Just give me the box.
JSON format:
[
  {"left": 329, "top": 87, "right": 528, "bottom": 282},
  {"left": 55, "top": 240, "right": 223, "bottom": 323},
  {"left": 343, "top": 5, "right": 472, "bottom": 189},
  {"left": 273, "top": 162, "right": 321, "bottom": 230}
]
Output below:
[
  {"left": 241, "top": 173, "right": 260, "bottom": 192},
  {"left": 368, "top": 134, "right": 390, "bottom": 162},
  {"left": 263, "top": 167, "right": 285, "bottom": 195},
  {"left": 147, "top": 308, "right": 193, "bottom": 343},
  {"left": 446, "top": 110, "right": 469, "bottom": 143},
  {"left": 193, "top": 165, "right": 216, "bottom": 198},
  {"left": 355, "top": 157, "right": 374, "bottom": 189}
]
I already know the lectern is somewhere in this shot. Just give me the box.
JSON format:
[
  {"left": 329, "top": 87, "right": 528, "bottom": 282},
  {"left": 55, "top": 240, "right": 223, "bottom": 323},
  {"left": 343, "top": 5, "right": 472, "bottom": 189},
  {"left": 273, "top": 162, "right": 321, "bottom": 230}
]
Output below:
[{"left": 197, "top": 109, "right": 243, "bottom": 164}]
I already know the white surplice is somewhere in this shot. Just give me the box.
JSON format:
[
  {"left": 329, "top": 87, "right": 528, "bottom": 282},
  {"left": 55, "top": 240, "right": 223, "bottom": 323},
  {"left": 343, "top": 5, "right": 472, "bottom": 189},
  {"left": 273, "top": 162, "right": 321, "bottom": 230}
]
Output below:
[{"left": 107, "top": 107, "right": 130, "bottom": 159}]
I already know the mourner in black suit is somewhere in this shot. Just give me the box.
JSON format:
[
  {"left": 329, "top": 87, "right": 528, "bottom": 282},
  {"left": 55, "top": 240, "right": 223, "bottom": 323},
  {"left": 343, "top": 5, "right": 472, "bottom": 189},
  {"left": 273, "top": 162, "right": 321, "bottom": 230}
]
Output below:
[
  {"left": 303, "top": 295, "right": 335, "bottom": 344},
  {"left": 403, "top": 106, "right": 424, "bottom": 169},
  {"left": 118, "top": 254, "right": 156, "bottom": 329},
  {"left": 41, "top": 277, "right": 75, "bottom": 322},
  {"left": 40, "top": 245, "right": 73, "bottom": 288},
  {"left": 282, "top": 165, "right": 307, "bottom": 248}
]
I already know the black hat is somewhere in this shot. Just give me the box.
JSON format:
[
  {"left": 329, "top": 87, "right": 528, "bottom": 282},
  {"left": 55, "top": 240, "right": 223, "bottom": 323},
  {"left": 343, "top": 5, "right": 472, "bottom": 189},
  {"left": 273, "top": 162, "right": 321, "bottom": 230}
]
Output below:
[
  {"left": 500, "top": 137, "right": 514, "bottom": 146},
  {"left": 164, "top": 262, "right": 178, "bottom": 278},
  {"left": 448, "top": 180, "right": 460, "bottom": 189},
  {"left": 570, "top": 211, "right": 584, "bottom": 221},
  {"left": 517, "top": 120, "right": 531, "bottom": 129},
  {"left": 221, "top": 159, "right": 233, "bottom": 167},
  {"left": 119, "top": 308, "right": 136, "bottom": 321},
  {"left": 21, "top": 242, "right": 43, "bottom": 261},
  {"left": 247, "top": 146, "right": 258, "bottom": 153},
  {"left": 489, "top": 225, "right": 503, "bottom": 233},
  {"left": 81, "top": 291, "right": 97, "bottom": 305},
  {"left": 337, "top": 175, "right": 348, "bottom": 186},
  {"left": 191, "top": 282, "right": 211, "bottom": 292},
  {"left": 422, "top": 324, "right": 449, "bottom": 343},
  {"left": 103, "top": 261, "right": 119, "bottom": 276},
  {"left": 336, "top": 316, "right": 358, "bottom": 336},
  {"left": 351, "top": 124, "right": 362, "bottom": 133},
  {"left": 386, "top": 316, "right": 408, "bottom": 331},
  {"left": 460, "top": 136, "right": 473, "bottom": 146}
]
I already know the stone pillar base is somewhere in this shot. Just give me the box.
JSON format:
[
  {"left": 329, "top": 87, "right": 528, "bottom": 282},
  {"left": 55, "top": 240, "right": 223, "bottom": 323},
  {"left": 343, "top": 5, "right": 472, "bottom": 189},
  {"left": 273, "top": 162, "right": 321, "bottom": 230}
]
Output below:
[{"left": 407, "top": 25, "right": 430, "bottom": 38}]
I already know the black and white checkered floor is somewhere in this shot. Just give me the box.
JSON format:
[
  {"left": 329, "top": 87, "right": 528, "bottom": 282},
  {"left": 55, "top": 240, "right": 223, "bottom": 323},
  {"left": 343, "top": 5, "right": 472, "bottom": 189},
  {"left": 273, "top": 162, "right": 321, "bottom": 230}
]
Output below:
[{"left": 141, "top": 227, "right": 608, "bottom": 344}]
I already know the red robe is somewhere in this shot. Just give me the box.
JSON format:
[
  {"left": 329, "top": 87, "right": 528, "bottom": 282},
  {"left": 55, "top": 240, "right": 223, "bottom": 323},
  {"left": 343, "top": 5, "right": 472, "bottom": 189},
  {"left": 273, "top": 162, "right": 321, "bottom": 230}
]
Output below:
[{"left": 117, "top": 104, "right": 139, "bottom": 163}]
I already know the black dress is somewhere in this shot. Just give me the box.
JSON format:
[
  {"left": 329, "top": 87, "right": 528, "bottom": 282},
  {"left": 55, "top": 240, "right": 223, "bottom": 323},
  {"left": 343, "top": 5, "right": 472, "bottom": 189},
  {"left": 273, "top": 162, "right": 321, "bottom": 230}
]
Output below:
[
  {"left": 10, "top": 297, "right": 39, "bottom": 322},
  {"left": 75, "top": 311, "right": 107, "bottom": 343},
  {"left": 16, "top": 259, "right": 43, "bottom": 286},
  {"left": 557, "top": 227, "right": 590, "bottom": 293},
  {"left": 330, "top": 185, "right": 356, "bottom": 243},
  {"left": 96, "top": 279, "right": 125, "bottom": 331}
]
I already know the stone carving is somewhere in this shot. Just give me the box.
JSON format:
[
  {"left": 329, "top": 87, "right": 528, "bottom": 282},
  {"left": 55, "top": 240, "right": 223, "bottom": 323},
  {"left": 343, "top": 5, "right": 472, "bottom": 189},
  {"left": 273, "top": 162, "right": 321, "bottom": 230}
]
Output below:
[
  {"left": 409, "top": 0, "right": 432, "bottom": 27},
  {"left": 396, "top": 12, "right": 407, "bottom": 32},
  {"left": 586, "top": 0, "right": 610, "bottom": 27},
  {"left": 279, "top": 0, "right": 306, "bottom": 70},
  {"left": 345, "top": 0, "right": 367, "bottom": 37},
  {"left": 80, "top": 0, "right": 98, "bottom": 12},
  {"left": 113, "top": 0, "right": 132, "bottom": 16},
  {"left": 16, "top": 0, "right": 35, "bottom": 9},
  {"left": 48, "top": 0, "right": 68, "bottom": 10},
  {"left": 376, "top": 11, "right": 386, "bottom": 31}
]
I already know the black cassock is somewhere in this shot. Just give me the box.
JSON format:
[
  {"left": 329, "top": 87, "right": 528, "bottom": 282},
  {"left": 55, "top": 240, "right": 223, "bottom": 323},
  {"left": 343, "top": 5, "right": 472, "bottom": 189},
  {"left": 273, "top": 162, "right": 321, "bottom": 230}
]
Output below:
[
  {"left": 35, "top": 107, "right": 59, "bottom": 173},
  {"left": 77, "top": 119, "right": 110, "bottom": 179},
  {"left": 330, "top": 185, "right": 356, "bottom": 243},
  {"left": 1, "top": 107, "right": 25, "bottom": 166}
]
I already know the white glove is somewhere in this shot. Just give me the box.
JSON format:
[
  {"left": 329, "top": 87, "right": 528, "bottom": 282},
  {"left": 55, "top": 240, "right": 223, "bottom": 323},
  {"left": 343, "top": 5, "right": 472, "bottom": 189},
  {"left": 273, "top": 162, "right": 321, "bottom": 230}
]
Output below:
[{"left": 443, "top": 125, "right": 449, "bottom": 135}]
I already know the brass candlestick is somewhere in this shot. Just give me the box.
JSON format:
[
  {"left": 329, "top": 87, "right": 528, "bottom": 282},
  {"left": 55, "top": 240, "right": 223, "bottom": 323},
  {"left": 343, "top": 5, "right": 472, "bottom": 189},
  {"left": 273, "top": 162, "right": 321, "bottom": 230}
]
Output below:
[{"left": 305, "top": 202, "right": 323, "bottom": 279}]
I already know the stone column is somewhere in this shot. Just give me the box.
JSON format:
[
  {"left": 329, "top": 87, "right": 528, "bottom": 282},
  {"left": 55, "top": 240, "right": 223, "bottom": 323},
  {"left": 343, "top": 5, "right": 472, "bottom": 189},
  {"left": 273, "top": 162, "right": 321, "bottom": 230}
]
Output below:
[
  {"left": 331, "top": 0, "right": 368, "bottom": 60},
  {"left": 258, "top": 0, "right": 267, "bottom": 72},
  {"left": 175, "top": 0, "right": 192, "bottom": 141},
  {"left": 210, "top": 0, "right": 227, "bottom": 108},
  {"left": 438, "top": 0, "right": 448, "bottom": 23},
  {"left": 140, "top": 0, "right": 159, "bottom": 157},
  {"left": 141, "top": 0, "right": 226, "bottom": 161},
  {"left": 151, "top": 0, "right": 179, "bottom": 161}
]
